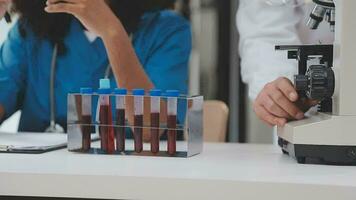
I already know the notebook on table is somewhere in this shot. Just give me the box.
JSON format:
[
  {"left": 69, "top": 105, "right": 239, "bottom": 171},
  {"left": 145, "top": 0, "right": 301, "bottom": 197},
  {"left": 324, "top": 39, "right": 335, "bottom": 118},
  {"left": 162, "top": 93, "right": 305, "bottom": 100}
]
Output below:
[{"left": 0, "top": 132, "right": 67, "bottom": 154}]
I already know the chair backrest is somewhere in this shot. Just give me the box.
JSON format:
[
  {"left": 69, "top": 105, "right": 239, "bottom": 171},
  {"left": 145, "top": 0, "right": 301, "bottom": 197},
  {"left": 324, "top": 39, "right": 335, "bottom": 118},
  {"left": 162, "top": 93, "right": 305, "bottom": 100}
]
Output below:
[{"left": 203, "top": 100, "right": 229, "bottom": 142}]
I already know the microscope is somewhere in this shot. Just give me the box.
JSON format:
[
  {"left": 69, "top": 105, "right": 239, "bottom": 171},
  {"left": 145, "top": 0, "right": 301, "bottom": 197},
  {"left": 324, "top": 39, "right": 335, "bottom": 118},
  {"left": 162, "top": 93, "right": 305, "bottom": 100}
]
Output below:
[{"left": 276, "top": 0, "right": 356, "bottom": 165}]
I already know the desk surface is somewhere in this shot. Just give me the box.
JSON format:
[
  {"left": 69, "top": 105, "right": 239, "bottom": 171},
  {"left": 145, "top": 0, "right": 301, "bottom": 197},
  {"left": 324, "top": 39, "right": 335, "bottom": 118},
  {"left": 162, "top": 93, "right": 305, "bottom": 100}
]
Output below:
[{"left": 0, "top": 143, "right": 356, "bottom": 200}]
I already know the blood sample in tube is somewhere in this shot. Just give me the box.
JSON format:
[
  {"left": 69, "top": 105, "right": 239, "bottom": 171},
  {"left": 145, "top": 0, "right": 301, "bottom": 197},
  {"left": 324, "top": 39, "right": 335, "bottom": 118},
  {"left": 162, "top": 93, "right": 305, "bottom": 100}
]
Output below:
[
  {"left": 133, "top": 89, "right": 145, "bottom": 153},
  {"left": 150, "top": 89, "right": 162, "bottom": 154},
  {"left": 80, "top": 88, "right": 93, "bottom": 152},
  {"left": 166, "top": 90, "right": 179, "bottom": 156},
  {"left": 98, "top": 79, "right": 115, "bottom": 154},
  {"left": 108, "top": 110, "right": 115, "bottom": 154},
  {"left": 114, "top": 88, "right": 127, "bottom": 152}
]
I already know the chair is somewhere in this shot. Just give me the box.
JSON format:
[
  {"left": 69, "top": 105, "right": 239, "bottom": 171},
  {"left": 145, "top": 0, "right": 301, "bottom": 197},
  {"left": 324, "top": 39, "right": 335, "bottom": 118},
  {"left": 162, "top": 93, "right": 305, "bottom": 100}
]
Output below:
[{"left": 203, "top": 100, "right": 229, "bottom": 142}]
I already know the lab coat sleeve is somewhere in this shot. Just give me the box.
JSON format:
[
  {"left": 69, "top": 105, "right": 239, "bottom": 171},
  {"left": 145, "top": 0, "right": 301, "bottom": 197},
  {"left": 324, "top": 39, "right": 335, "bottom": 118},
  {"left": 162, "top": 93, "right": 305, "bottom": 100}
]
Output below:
[
  {"left": 0, "top": 23, "right": 27, "bottom": 119},
  {"left": 237, "top": 0, "right": 303, "bottom": 100}
]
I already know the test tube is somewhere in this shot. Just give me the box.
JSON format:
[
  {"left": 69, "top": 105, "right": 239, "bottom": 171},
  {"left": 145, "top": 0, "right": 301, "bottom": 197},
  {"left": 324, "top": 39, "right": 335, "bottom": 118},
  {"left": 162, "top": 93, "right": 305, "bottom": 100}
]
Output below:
[
  {"left": 114, "top": 88, "right": 127, "bottom": 152},
  {"left": 98, "top": 79, "right": 115, "bottom": 154},
  {"left": 133, "top": 89, "right": 145, "bottom": 153},
  {"left": 166, "top": 90, "right": 179, "bottom": 156},
  {"left": 80, "top": 88, "right": 93, "bottom": 152},
  {"left": 150, "top": 89, "right": 162, "bottom": 154}
]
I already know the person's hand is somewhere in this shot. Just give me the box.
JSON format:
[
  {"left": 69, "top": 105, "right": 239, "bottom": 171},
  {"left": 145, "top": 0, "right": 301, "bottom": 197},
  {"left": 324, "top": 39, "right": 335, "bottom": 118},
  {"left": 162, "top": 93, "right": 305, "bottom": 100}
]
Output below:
[
  {"left": 45, "top": 0, "right": 120, "bottom": 39},
  {"left": 254, "top": 77, "right": 318, "bottom": 127},
  {"left": 0, "top": 0, "right": 10, "bottom": 19}
]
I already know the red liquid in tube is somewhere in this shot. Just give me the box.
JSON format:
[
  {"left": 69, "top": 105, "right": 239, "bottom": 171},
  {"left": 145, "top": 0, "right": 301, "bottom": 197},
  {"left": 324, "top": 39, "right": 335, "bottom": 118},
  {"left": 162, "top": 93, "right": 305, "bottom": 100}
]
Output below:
[
  {"left": 80, "top": 88, "right": 93, "bottom": 153},
  {"left": 166, "top": 90, "right": 179, "bottom": 156},
  {"left": 133, "top": 89, "right": 145, "bottom": 153},
  {"left": 99, "top": 105, "right": 108, "bottom": 152},
  {"left": 81, "top": 115, "right": 92, "bottom": 152},
  {"left": 107, "top": 108, "right": 115, "bottom": 154},
  {"left": 134, "top": 115, "right": 143, "bottom": 153},
  {"left": 151, "top": 113, "right": 160, "bottom": 154},
  {"left": 116, "top": 109, "right": 126, "bottom": 152},
  {"left": 167, "top": 115, "right": 177, "bottom": 155},
  {"left": 99, "top": 104, "right": 115, "bottom": 154}
]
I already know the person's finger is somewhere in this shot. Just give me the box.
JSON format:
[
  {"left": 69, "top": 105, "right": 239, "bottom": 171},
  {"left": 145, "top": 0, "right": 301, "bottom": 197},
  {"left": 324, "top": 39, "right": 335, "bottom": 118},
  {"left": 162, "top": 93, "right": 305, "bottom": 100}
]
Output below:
[
  {"left": 45, "top": 3, "right": 80, "bottom": 14},
  {"left": 46, "top": 0, "right": 79, "bottom": 5},
  {"left": 276, "top": 77, "right": 298, "bottom": 102},
  {"left": 261, "top": 93, "right": 291, "bottom": 119},
  {"left": 305, "top": 99, "right": 319, "bottom": 107},
  {"left": 254, "top": 104, "right": 287, "bottom": 127},
  {"left": 269, "top": 89, "right": 304, "bottom": 120},
  {"left": 295, "top": 99, "right": 320, "bottom": 112}
]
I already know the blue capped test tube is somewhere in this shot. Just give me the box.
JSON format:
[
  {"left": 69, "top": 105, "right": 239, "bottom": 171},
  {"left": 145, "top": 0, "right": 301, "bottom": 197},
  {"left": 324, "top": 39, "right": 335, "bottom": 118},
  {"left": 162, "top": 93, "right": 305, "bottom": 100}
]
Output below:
[
  {"left": 150, "top": 89, "right": 162, "bottom": 154},
  {"left": 133, "top": 89, "right": 145, "bottom": 153},
  {"left": 114, "top": 88, "right": 127, "bottom": 152},
  {"left": 98, "top": 79, "right": 115, "bottom": 154},
  {"left": 166, "top": 90, "right": 179, "bottom": 156},
  {"left": 80, "top": 87, "right": 93, "bottom": 152}
]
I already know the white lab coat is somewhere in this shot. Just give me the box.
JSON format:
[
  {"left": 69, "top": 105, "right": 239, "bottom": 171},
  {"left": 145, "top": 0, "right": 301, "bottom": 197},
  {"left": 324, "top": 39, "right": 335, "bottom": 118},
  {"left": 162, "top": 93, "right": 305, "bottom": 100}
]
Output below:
[{"left": 237, "top": 0, "right": 334, "bottom": 100}]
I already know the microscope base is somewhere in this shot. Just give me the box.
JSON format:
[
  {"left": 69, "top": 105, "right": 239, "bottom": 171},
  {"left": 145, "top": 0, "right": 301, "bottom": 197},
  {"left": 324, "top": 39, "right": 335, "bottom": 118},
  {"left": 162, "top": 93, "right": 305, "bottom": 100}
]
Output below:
[
  {"left": 278, "top": 138, "right": 356, "bottom": 165},
  {"left": 277, "top": 113, "right": 356, "bottom": 165}
]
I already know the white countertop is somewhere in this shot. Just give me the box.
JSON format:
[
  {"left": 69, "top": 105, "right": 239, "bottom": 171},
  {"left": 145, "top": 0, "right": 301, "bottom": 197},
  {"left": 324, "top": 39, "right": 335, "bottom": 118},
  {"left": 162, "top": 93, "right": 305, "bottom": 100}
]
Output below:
[{"left": 0, "top": 143, "right": 356, "bottom": 200}]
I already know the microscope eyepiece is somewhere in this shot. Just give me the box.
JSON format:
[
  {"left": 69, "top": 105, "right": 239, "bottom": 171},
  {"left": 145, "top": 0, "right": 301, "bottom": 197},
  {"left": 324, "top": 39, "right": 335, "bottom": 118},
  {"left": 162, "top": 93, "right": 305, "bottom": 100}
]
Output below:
[
  {"left": 307, "top": 0, "right": 335, "bottom": 31},
  {"left": 307, "top": 5, "right": 326, "bottom": 30},
  {"left": 313, "top": 0, "right": 335, "bottom": 8}
]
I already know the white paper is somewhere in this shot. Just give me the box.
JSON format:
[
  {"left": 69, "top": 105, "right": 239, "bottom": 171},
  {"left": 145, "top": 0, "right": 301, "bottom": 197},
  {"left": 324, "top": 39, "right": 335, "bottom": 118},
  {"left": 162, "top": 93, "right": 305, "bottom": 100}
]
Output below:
[{"left": 0, "top": 132, "right": 67, "bottom": 151}]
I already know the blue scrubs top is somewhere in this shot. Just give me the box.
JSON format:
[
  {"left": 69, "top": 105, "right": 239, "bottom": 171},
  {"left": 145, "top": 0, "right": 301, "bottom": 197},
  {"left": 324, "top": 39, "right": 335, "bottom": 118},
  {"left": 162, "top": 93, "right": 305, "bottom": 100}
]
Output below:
[{"left": 0, "top": 10, "right": 191, "bottom": 132}]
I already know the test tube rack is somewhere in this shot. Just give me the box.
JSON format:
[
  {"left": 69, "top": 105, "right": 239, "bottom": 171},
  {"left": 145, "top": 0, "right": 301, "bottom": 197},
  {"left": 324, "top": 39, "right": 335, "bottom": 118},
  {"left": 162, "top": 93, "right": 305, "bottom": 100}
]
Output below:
[{"left": 67, "top": 93, "right": 204, "bottom": 158}]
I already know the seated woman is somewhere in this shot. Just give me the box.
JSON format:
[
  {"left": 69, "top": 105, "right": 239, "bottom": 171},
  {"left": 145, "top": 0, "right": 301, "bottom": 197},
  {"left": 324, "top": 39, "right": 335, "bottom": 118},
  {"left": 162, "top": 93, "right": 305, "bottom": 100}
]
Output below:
[{"left": 0, "top": 0, "right": 191, "bottom": 140}]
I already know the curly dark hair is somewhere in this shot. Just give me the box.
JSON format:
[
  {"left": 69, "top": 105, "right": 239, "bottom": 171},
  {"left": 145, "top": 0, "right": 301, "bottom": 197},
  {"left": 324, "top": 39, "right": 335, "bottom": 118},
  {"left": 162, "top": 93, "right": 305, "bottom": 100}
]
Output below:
[{"left": 11, "top": 0, "right": 176, "bottom": 54}]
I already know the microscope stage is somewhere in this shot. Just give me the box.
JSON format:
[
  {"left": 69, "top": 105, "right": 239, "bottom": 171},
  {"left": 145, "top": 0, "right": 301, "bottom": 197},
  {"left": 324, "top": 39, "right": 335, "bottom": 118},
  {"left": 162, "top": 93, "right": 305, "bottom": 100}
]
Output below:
[{"left": 277, "top": 113, "right": 356, "bottom": 165}]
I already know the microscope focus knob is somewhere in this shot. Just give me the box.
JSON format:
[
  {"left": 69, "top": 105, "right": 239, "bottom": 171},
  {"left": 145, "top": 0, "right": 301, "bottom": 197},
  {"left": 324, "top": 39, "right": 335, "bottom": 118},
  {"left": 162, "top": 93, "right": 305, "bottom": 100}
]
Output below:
[
  {"left": 294, "top": 65, "right": 335, "bottom": 101},
  {"left": 295, "top": 75, "right": 309, "bottom": 92}
]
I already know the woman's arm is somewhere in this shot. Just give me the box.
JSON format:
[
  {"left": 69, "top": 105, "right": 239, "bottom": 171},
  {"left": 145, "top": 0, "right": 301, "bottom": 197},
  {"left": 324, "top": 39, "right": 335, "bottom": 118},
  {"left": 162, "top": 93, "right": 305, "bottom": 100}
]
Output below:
[
  {"left": 102, "top": 21, "right": 155, "bottom": 90},
  {"left": 101, "top": 19, "right": 157, "bottom": 141}
]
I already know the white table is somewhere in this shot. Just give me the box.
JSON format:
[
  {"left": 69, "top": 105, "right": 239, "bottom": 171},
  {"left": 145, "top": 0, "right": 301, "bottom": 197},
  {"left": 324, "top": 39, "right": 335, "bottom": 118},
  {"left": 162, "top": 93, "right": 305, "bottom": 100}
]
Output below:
[{"left": 0, "top": 143, "right": 356, "bottom": 200}]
